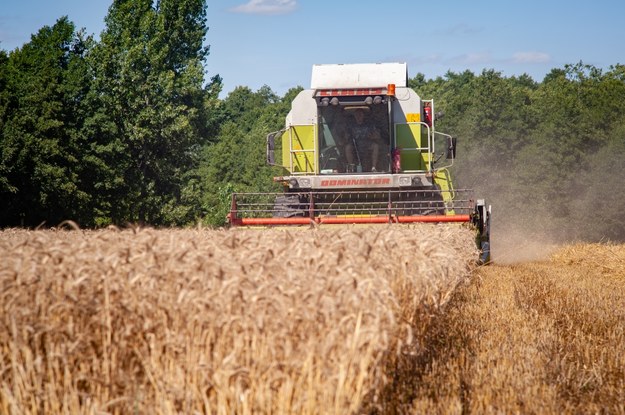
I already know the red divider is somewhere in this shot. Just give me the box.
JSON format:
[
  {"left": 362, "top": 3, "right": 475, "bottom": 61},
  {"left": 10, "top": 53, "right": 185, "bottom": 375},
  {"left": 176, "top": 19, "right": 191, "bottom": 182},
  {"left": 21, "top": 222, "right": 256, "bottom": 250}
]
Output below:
[
  {"left": 396, "top": 214, "right": 470, "bottom": 223},
  {"left": 233, "top": 214, "right": 471, "bottom": 226}
]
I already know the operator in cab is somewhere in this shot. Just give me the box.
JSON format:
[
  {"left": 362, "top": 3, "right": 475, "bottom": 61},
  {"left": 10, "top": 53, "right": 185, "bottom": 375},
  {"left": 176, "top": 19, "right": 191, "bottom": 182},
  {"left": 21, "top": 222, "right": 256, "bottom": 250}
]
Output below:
[{"left": 343, "top": 108, "right": 382, "bottom": 172}]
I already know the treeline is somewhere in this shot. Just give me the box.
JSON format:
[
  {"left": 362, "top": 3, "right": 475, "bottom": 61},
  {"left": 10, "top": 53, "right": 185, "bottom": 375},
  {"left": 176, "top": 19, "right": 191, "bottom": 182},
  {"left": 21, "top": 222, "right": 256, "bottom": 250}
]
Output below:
[
  {"left": 1, "top": 2, "right": 624, "bottom": 241},
  {"left": 0, "top": 0, "right": 219, "bottom": 227},
  {"left": 0, "top": 0, "right": 297, "bottom": 228}
]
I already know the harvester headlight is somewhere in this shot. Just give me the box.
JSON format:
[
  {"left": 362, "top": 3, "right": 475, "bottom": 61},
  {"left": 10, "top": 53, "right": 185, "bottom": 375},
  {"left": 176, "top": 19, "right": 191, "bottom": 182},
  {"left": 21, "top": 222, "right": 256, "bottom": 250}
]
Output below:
[
  {"left": 289, "top": 178, "right": 298, "bottom": 188},
  {"left": 398, "top": 176, "right": 411, "bottom": 186},
  {"left": 298, "top": 178, "right": 312, "bottom": 188},
  {"left": 330, "top": 97, "right": 339, "bottom": 106},
  {"left": 373, "top": 95, "right": 383, "bottom": 104},
  {"left": 320, "top": 97, "right": 329, "bottom": 106},
  {"left": 364, "top": 96, "right": 373, "bottom": 105}
]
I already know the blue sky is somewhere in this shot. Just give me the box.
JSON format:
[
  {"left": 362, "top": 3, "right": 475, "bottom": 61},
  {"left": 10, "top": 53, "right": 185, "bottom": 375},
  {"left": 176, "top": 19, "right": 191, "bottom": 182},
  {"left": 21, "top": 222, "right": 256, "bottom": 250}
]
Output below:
[{"left": 1, "top": 0, "right": 624, "bottom": 97}]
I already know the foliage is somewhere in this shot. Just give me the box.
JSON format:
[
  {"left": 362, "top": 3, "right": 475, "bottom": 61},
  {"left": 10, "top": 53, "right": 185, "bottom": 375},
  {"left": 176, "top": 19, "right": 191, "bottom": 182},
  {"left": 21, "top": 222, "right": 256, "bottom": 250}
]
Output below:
[
  {"left": 0, "top": 1, "right": 221, "bottom": 227},
  {"left": 194, "top": 86, "right": 297, "bottom": 227},
  {"left": 0, "top": 18, "right": 94, "bottom": 226},
  {"left": 85, "top": 0, "right": 211, "bottom": 226}
]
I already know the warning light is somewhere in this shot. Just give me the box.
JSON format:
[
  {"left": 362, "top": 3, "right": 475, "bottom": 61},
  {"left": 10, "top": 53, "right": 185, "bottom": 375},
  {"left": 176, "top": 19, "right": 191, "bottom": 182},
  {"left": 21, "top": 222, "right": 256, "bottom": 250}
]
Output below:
[{"left": 387, "top": 83, "right": 396, "bottom": 97}]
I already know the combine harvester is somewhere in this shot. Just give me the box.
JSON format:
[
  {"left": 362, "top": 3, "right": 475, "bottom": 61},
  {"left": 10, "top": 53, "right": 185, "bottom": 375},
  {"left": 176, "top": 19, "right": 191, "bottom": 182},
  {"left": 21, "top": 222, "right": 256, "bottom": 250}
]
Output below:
[{"left": 227, "top": 63, "right": 490, "bottom": 262}]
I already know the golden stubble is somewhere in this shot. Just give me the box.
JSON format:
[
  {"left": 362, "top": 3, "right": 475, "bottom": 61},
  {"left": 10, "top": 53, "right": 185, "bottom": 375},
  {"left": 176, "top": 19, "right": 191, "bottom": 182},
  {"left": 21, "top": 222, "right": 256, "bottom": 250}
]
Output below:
[{"left": 408, "top": 243, "right": 625, "bottom": 414}]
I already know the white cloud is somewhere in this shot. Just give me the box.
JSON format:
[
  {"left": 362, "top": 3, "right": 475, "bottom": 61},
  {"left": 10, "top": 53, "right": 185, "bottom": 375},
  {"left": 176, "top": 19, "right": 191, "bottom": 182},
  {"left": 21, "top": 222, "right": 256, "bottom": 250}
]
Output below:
[
  {"left": 229, "top": 0, "right": 297, "bottom": 15},
  {"left": 449, "top": 52, "right": 493, "bottom": 65},
  {"left": 511, "top": 52, "right": 551, "bottom": 64}
]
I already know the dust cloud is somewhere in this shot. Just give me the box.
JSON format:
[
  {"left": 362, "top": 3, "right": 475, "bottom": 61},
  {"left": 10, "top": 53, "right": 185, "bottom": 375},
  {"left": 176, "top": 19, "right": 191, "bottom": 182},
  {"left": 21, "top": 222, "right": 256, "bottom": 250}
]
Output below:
[
  {"left": 453, "top": 128, "right": 625, "bottom": 264},
  {"left": 489, "top": 220, "right": 559, "bottom": 264}
]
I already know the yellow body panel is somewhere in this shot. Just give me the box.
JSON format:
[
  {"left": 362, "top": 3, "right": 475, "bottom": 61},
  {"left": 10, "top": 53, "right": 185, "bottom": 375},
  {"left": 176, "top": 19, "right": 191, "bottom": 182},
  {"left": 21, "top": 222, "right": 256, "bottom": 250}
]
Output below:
[
  {"left": 406, "top": 113, "right": 421, "bottom": 123},
  {"left": 433, "top": 168, "right": 455, "bottom": 213},
  {"left": 281, "top": 126, "right": 316, "bottom": 174},
  {"left": 395, "top": 123, "right": 429, "bottom": 171}
]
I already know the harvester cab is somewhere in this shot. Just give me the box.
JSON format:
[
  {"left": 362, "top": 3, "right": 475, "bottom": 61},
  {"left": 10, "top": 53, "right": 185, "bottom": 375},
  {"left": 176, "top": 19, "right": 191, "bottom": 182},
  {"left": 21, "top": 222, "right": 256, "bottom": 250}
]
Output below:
[{"left": 228, "top": 63, "right": 490, "bottom": 261}]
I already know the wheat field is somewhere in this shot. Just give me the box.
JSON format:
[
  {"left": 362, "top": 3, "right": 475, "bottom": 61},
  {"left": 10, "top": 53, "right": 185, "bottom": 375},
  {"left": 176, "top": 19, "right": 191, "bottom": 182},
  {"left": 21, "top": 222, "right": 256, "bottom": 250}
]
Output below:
[{"left": 0, "top": 225, "right": 477, "bottom": 414}]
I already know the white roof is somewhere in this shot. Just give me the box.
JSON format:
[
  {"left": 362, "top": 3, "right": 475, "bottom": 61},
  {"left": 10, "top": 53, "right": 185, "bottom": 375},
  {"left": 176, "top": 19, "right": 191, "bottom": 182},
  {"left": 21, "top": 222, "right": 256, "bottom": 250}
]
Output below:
[{"left": 310, "top": 63, "right": 407, "bottom": 89}]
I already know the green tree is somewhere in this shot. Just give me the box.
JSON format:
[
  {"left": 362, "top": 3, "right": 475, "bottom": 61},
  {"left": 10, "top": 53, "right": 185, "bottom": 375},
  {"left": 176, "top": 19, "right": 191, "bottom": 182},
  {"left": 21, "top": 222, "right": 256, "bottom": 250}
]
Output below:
[
  {"left": 0, "top": 50, "right": 11, "bottom": 196},
  {"left": 196, "top": 85, "right": 297, "bottom": 226},
  {"left": 86, "top": 0, "right": 210, "bottom": 225},
  {"left": 0, "top": 17, "right": 94, "bottom": 226}
]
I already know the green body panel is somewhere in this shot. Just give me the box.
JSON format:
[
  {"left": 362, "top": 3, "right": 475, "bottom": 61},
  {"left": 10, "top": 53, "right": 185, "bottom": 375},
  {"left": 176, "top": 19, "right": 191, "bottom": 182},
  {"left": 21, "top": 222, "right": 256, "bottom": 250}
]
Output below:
[
  {"left": 281, "top": 126, "right": 316, "bottom": 174},
  {"left": 395, "top": 123, "right": 430, "bottom": 171}
]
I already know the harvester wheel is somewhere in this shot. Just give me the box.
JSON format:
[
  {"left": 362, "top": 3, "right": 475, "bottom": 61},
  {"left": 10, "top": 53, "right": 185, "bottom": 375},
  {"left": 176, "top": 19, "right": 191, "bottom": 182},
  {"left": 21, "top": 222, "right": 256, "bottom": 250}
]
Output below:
[
  {"left": 474, "top": 201, "right": 492, "bottom": 264},
  {"left": 272, "top": 194, "right": 306, "bottom": 218},
  {"left": 395, "top": 188, "right": 446, "bottom": 216}
]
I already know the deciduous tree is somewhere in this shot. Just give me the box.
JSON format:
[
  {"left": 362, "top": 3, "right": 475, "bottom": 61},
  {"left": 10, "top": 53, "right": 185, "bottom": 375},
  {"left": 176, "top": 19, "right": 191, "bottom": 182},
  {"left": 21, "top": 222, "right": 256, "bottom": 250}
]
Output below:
[{"left": 86, "top": 0, "right": 210, "bottom": 225}]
